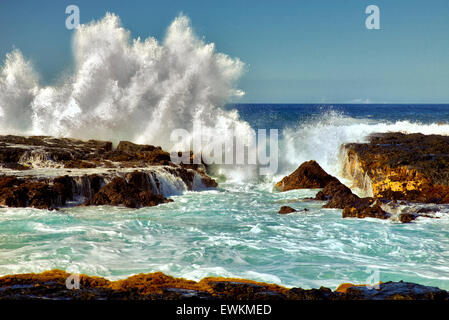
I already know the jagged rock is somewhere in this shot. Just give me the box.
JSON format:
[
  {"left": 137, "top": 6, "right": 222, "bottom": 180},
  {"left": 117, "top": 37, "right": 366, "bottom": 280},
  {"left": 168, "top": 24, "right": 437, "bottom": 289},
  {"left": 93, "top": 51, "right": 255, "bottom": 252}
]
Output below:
[
  {"left": 341, "top": 281, "right": 449, "bottom": 300},
  {"left": 399, "top": 213, "right": 418, "bottom": 223},
  {"left": 0, "top": 135, "right": 217, "bottom": 209},
  {"left": 316, "top": 180, "right": 360, "bottom": 209},
  {"left": 343, "top": 132, "right": 449, "bottom": 203},
  {"left": 83, "top": 176, "right": 172, "bottom": 208},
  {"left": 0, "top": 176, "right": 69, "bottom": 209},
  {"left": 0, "top": 135, "right": 113, "bottom": 169},
  {"left": 342, "top": 202, "right": 390, "bottom": 220},
  {"left": 1, "top": 270, "right": 446, "bottom": 300},
  {"left": 278, "top": 160, "right": 392, "bottom": 221},
  {"left": 278, "top": 206, "right": 297, "bottom": 214},
  {"left": 275, "top": 160, "right": 339, "bottom": 191}
]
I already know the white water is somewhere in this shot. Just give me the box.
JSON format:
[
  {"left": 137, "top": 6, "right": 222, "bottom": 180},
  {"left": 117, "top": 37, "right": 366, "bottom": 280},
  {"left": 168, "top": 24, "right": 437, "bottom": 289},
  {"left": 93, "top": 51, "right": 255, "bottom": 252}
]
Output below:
[
  {"left": 2, "top": 13, "right": 449, "bottom": 184},
  {"left": 2, "top": 13, "right": 449, "bottom": 291},
  {"left": 0, "top": 13, "right": 253, "bottom": 158},
  {"left": 279, "top": 111, "right": 449, "bottom": 180}
]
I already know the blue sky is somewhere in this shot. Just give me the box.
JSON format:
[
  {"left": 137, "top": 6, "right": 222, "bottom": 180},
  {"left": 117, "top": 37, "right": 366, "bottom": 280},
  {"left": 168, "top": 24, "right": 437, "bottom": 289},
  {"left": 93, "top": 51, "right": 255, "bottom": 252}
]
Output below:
[{"left": 0, "top": 0, "right": 448, "bottom": 103}]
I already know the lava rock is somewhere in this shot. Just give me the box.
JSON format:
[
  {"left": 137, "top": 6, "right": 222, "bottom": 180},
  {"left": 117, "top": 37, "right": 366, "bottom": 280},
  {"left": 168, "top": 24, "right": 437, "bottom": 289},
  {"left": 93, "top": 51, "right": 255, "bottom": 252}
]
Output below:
[
  {"left": 275, "top": 160, "right": 339, "bottom": 191},
  {"left": 278, "top": 206, "right": 297, "bottom": 214},
  {"left": 83, "top": 176, "right": 172, "bottom": 208}
]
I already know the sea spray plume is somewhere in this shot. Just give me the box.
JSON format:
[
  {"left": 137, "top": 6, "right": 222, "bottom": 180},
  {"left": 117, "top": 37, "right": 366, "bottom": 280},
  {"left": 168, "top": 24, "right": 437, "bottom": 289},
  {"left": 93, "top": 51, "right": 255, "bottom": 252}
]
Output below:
[
  {"left": 0, "top": 13, "right": 251, "bottom": 154},
  {"left": 0, "top": 50, "right": 38, "bottom": 133},
  {"left": 279, "top": 110, "right": 449, "bottom": 180}
]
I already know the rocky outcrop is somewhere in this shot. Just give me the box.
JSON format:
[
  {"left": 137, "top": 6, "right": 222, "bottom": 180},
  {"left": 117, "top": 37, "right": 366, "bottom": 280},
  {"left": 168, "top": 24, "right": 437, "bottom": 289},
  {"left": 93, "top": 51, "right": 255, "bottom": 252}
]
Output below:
[
  {"left": 315, "top": 180, "right": 359, "bottom": 209},
  {"left": 275, "top": 160, "right": 339, "bottom": 191},
  {"left": 317, "top": 178, "right": 391, "bottom": 220},
  {"left": 278, "top": 206, "right": 297, "bottom": 214},
  {"left": 336, "top": 281, "right": 449, "bottom": 300},
  {"left": 0, "top": 270, "right": 447, "bottom": 300},
  {"left": 342, "top": 201, "right": 391, "bottom": 220},
  {"left": 342, "top": 132, "right": 449, "bottom": 203},
  {"left": 83, "top": 175, "right": 172, "bottom": 208},
  {"left": 0, "top": 135, "right": 217, "bottom": 209},
  {"left": 0, "top": 176, "right": 60, "bottom": 209},
  {"left": 279, "top": 160, "right": 392, "bottom": 221}
]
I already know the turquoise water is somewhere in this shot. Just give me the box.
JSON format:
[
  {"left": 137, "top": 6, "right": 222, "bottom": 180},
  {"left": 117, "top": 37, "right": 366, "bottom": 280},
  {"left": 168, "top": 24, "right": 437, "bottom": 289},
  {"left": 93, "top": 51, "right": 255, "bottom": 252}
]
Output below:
[
  {"left": 1, "top": 182, "right": 449, "bottom": 290},
  {"left": 1, "top": 105, "right": 449, "bottom": 290}
]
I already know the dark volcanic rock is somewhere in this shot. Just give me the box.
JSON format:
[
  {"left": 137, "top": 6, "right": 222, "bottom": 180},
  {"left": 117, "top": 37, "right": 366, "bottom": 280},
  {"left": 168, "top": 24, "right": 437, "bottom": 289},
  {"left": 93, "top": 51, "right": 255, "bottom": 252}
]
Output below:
[
  {"left": 278, "top": 206, "right": 297, "bottom": 214},
  {"left": 1, "top": 270, "right": 446, "bottom": 300},
  {"left": 83, "top": 175, "right": 172, "bottom": 208},
  {"left": 207, "top": 281, "right": 287, "bottom": 300},
  {"left": 342, "top": 201, "right": 391, "bottom": 220},
  {"left": 275, "top": 160, "right": 339, "bottom": 191},
  {"left": 342, "top": 281, "right": 449, "bottom": 300},
  {"left": 287, "top": 286, "right": 338, "bottom": 300},
  {"left": 343, "top": 132, "right": 449, "bottom": 203},
  {"left": 104, "top": 140, "right": 172, "bottom": 166},
  {"left": 0, "top": 176, "right": 70, "bottom": 209},
  {"left": 0, "top": 135, "right": 217, "bottom": 209},
  {"left": 399, "top": 213, "right": 418, "bottom": 223},
  {"left": 277, "top": 160, "right": 391, "bottom": 221},
  {"left": 317, "top": 180, "right": 360, "bottom": 209},
  {"left": 0, "top": 135, "right": 112, "bottom": 169}
]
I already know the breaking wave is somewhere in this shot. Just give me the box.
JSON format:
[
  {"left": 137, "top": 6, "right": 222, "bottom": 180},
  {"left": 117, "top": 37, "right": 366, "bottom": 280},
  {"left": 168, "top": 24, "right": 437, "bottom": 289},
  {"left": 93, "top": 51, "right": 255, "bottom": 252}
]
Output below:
[
  {"left": 279, "top": 111, "right": 449, "bottom": 179},
  {"left": 1, "top": 13, "right": 449, "bottom": 183},
  {"left": 0, "top": 13, "right": 252, "bottom": 153}
]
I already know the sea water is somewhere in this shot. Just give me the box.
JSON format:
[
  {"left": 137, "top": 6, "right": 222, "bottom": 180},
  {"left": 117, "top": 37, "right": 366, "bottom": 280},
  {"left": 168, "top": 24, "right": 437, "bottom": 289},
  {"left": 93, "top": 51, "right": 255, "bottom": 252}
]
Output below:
[{"left": 1, "top": 104, "right": 449, "bottom": 290}]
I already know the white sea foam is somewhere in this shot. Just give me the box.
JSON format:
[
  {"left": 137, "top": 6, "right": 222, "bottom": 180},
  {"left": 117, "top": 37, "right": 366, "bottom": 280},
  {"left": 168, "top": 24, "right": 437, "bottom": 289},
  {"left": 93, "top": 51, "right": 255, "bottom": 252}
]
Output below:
[
  {"left": 1, "top": 13, "right": 449, "bottom": 186},
  {"left": 279, "top": 111, "right": 449, "bottom": 179},
  {"left": 0, "top": 13, "right": 252, "bottom": 156}
]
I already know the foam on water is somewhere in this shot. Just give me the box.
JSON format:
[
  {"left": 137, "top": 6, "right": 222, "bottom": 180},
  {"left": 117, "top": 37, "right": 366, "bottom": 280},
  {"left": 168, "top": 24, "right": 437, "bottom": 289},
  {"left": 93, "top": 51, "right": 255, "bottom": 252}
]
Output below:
[
  {"left": 1, "top": 184, "right": 449, "bottom": 289},
  {"left": 279, "top": 111, "right": 449, "bottom": 179},
  {"left": 1, "top": 12, "right": 449, "bottom": 290}
]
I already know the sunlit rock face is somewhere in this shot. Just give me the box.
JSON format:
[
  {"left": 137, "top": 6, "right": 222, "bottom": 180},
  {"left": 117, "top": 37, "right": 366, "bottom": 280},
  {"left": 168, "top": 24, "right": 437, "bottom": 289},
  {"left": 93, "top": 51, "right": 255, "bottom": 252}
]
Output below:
[{"left": 341, "top": 132, "right": 449, "bottom": 204}]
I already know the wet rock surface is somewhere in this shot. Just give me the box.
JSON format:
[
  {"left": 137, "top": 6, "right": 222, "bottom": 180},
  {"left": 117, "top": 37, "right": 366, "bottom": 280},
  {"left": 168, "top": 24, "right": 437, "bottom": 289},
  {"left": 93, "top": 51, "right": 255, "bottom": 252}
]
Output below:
[
  {"left": 0, "top": 135, "right": 217, "bottom": 209},
  {"left": 343, "top": 132, "right": 449, "bottom": 204},
  {"left": 83, "top": 175, "right": 172, "bottom": 208},
  {"left": 0, "top": 270, "right": 447, "bottom": 300},
  {"left": 338, "top": 281, "right": 449, "bottom": 300},
  {"left": 281, "top": 159, "right": 445, "bottom": 222},
  {"left": 275, "top": 160, "right": 339, "bottom": 191},
  {"left": 278, "top": 206, "right": 297, "bottom": 214}
]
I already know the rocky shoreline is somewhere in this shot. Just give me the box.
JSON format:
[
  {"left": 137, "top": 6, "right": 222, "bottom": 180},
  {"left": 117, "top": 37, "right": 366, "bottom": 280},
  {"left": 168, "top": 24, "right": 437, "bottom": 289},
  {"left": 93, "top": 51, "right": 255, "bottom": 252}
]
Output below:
[
  {"left": 342, "top": 132, "right": 449, "bottom": 203},
  {"left": 0, "top": 135, "right": 217, "bottom": 209},
  {"left": 0, "top": 270, "right": 447, "bottom": 300},
  {"left": 275, "top": 132, "right": 449, "bottom": 223},
  {"left": 1, "top": 132, "right": 449, "bottom": 300}
]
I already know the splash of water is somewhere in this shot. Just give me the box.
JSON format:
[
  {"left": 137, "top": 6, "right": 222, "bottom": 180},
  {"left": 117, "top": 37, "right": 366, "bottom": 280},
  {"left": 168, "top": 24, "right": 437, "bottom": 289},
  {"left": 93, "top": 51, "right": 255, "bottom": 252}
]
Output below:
[
  {"left": 279, "top": 110, "right": 449, "bottom": 179},
  {"left": 0, "top": 13, "right": 252, "bottom": 153}
]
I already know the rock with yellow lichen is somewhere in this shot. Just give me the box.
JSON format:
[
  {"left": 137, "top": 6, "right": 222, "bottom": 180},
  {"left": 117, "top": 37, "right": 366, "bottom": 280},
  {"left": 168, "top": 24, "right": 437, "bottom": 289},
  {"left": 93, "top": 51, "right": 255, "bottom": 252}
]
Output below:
[{"left": 342, "top": 132, "right": 449, "bottom": 204}]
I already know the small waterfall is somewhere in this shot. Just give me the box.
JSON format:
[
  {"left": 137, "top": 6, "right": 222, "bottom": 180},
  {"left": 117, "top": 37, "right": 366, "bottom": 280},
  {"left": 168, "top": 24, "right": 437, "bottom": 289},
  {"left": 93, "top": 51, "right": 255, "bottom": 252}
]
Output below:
[
  {"left": 18, "top": 149, "right": 63, "bottom": 168},
  {"left": 70, "top": 175, "right": 108, "bottom": 202},
  {"left": 43, "top": 166, "right": 204, "bottom": 206}
]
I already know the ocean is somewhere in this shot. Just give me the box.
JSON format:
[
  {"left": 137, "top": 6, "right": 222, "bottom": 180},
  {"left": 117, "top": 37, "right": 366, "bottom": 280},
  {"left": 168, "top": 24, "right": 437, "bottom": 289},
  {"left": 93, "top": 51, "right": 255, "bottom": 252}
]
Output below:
[{"left": 1, "top": 104, "right": 449, "bottom": 290}]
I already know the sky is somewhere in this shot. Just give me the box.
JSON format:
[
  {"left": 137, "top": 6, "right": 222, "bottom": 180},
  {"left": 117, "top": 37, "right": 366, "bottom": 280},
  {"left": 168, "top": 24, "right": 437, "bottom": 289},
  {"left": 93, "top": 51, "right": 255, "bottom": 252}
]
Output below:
[{"left": 0, "top": 0, "right": 448, "bottom": 103}]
